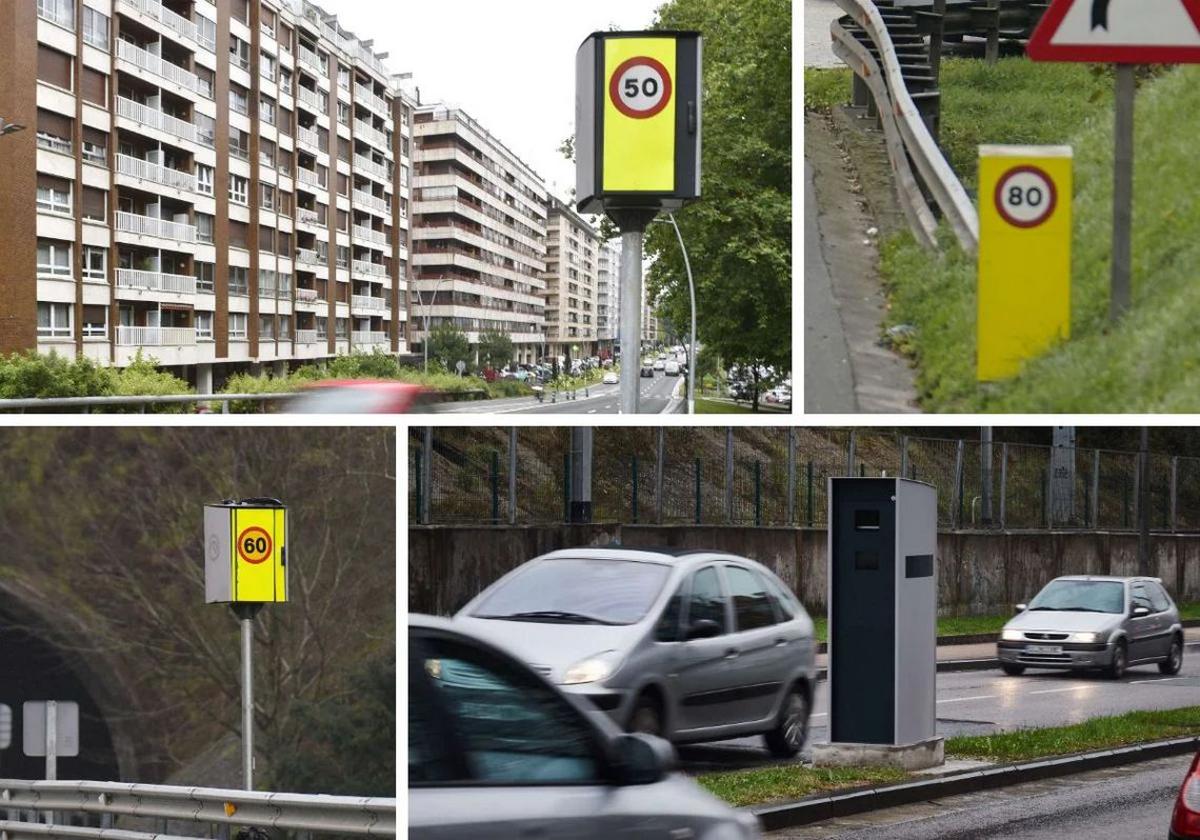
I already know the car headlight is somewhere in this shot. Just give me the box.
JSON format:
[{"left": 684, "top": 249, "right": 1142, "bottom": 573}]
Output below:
[
  {"left": 1001, "top": 629, "right": 1025, "bottom": 641},
  {"left": 1070, "top": 632, "right": 1100, "bottom": 643},
  {"left": 561, "top": 651, "right": 622, "bottom": 685}
]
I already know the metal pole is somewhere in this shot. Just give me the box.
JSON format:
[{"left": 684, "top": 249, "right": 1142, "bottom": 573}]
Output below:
[
  {"left": 655, "top": 427, "right": 665, "bottom": 524},
  {"left": 421, "top": 428, "right": 432, "bottom": 525},
  {"left": 570, "top": 427, "right": 593, "bottom": 523},
  {"left": 240, "top": 611, "right": 255, "bottom": 790},
  {"left": 1000, "top": 443, "right": 1009, "bottom": 529},
  {"left": 953, "top": 440, "right": 965, "bottom": 529},
  {"left": 786, "top": 427, "right": 796, "bottom": 526},
  {"left": 1138, "top": 427, "right": 1151, "bottom": 575},
  {"left": 725, "top": 427, "right": 734, "bottom": 524},
  {"left": 847, "top": 431, "right": 856, "bottom": 476},
  {"left": 618, "top": 225, "right": 646, "bottom": 414},
  {"left": 1171, "top": 455, "right": 1179, "bottom": 533},
  {"left": 981, "top": 427, "right": 994, "bottom": 525},
  {"left": 45, "top": 701, "right": 57, "bottom": 783},
  {"left": 666, "top": 213, "right": 697, "bottom": 414},
  {"left": 1111, "top": 64, "right": 1135, "bottom": 321},
  {"left": 508, "top": 428, "right": 517, "bottom": 526},
  {"left": 1091, "top": 449, "right": 1101, "bottom": 529}
]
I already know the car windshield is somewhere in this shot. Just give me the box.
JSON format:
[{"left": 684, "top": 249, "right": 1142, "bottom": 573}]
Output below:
[
  {"left": 472, "top": 558, "right": 671, "bottom": 625},
  {"left": 1028, "top": 580, "right": 1125, "bottom": 614}
]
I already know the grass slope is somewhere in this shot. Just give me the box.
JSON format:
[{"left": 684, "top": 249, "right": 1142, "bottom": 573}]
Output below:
[{"left": 880, "top": 63, "right": 1200, "bottom": 411}]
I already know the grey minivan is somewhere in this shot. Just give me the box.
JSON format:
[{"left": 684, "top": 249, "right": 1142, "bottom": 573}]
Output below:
[
  {"left": 998, "top": 575, "right": 1184, "bottom": 679},
  {"left": 455, "top": 547, "right": 817, "bottom": 757}
]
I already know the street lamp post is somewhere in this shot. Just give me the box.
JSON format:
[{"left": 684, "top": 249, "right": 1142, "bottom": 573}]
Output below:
[
  {"left": 414, "top": 277, "right": 449, "bottom": 373},
  {"left": 654, "top": 213, "right": 698, "bottom": 415}
]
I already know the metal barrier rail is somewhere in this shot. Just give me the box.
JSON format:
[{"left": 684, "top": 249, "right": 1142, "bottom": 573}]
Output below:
[
  {"left": 0, "top": 393, "right": 295, "bottom": 413},
  {"left": 831, "top": 0, "right": 980, "bottom": 253},
  {"left": 0, "top": 780, "right": 396, "bottom": 836}
]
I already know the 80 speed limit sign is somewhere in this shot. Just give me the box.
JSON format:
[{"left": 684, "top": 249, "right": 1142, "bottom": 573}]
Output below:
[
  {"left": 610, "top": 56, "right": 672, "bottom": 119},
  {"left": 994, "top": 165, "right": 1058, "bottom": 228}
]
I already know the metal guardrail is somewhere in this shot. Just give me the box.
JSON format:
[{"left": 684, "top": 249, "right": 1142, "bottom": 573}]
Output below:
[
  {"left": 831, "top": 0, "right": 980, "bottom": 253},
  {"left": 0, "top": 780, "right": 396, "bottom": 837},
  {"left": 0, "top": 393, "right": 296, "bottom": 413}
]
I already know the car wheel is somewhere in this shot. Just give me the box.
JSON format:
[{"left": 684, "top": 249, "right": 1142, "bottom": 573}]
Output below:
[
  {"left": 1001, "top": 663, "right": 1025, "bottom": 676},
  {"left": 764, "top": 686, "right": 810, "bottom": 758},
  {"left": 628, "top": 693, "right": 664, "bottom": 738},
  {"left": 1106, "top": 640, "right": 1127, "bottom": 680},
  {"left": 1160, "top": 636, "right": 1184, "bottom": 675}
]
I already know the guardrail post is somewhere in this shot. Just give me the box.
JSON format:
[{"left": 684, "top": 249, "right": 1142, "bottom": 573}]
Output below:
[
  {"left": 1091, "top": 449, "right": 1101, "bottom": 530},
  {"left": 985, "top": 0, "right": 1001, "bottom": 65},
  {"left": 725, "top": 428, "right": 734, "bottom": 524},
  {"left": 695, "top": 458, "right": 702, "bottom": 524},
  {"left": 930, "top": 0, "right": 947, "bottom": 81},
  {"left": 508, "top": 428, "right": 518, "bottom": 526},
  {"left": 490, "top": 450, "right": 500, "bottom": 524},
  {"left": 632, "top": 455, "right": 639, "bottom": 524},
  {"left": 655, "top": 427, "right": 665, "bottom": 524},
  {"left": 754, "top": 461, "right": 762, "bottom": 527},
  {"left": 786, "top": 428, "right": 796, "bottom": 526},
  {"left": 1000, "top": 442, "right": 1008, "bottom": 529}
]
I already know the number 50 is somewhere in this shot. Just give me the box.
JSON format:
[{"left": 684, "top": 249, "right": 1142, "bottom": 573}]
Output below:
[{"left": 624, "top": 76, "right": 659, "bottom": 98}]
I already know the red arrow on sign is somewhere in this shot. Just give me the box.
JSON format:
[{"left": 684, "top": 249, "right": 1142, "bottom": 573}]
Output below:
[{"left": 1028, "top": 0, "right": 1200, "bottom": 62}]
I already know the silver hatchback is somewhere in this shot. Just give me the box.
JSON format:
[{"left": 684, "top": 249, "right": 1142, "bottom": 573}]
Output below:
[
  {"left": 998, "top": 575, "right": 1184, "bottom": 679},
  {"left": 455, "top": 547, "right": 817, "bottom": 757}
]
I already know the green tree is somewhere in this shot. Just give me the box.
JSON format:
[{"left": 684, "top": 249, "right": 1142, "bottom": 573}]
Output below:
[
  {"left": 427, "top": 323, "right": 471, "bottom": 371},
  {"left": 643, "top": 0, "right": 792, "bottom": 395},
  {"left": 476, "top": 330, "right": 514, "bottom": 370}
]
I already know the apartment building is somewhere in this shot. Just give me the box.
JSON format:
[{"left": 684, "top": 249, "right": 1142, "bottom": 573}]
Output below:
[
  {"left": 410, "top": 105, "right": 547, "bottom": 366},
  {"left": 541, "top": 196, "right": 599, "bottom": 361},
  {"left": 595, "top": 238, "right": 619, "bottom": 357},
  {"left": 0, "top": 0, "right": 409, "bottom": 389},
  {"left": 642, "top": 288, "right": 660, "bottom": 346}
]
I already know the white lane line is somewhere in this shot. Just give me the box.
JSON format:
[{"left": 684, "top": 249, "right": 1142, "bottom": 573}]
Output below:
[
  {"left": 1129, "top": 677, "right": 1190, "bottom": 685},
  {"left": 588, "top": 409, "right": 597, "bottom": 414},
  {"left": 936, "top": 695, "right": 996, "bottom": 704},
  {"left": 1028, "top": 686, "right": 1093, "bottom": 696}
]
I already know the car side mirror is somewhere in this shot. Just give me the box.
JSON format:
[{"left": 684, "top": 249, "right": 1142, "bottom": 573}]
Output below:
[
  {"left": 1132, "top": 606, "right": 1151, "bottom": 617},
  {"left": 685, "top": 619, "right": 722, "bottom": 641},
  {"left": 610, "top": 733, "right": 675, "bottom": 786},
  {"left": 1015, "top": 603, "right": 1027, "bottom": 612}
]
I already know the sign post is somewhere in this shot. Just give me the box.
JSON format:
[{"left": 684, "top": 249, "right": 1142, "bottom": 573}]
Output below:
[
  {"left": 204, "top": 498, "right": 288, "bottom": 790},
  {"left": 22, "top": 700, "right": 78, "bottom": 781},
  {"left": 1027, "top": 0, "right": 1200, "bottom": 321},
  {"left": 977, "top": 145, "right": 1073, "bottom": 380},
  {"left": 576, "top": 30, "right": 702, "bottom": 413}
]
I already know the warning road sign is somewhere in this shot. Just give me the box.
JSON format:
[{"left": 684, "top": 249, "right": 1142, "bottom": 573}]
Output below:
[
  {"left": 994, "top": 166, "right": 1058, "bottom": 229},
  {"left": 1028, "top": 0, "right": 1200, "bottom": 63},
  {"left": 610, "top": 56, "right": 672, "bottom": 119}
]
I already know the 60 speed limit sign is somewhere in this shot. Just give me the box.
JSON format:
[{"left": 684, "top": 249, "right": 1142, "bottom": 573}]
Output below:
[
  {"left": 610, "top": 56, "right": 672, "bottom": 119},
  {"left": 994, "top": 165, "right": 1058, "bottom": 228}
]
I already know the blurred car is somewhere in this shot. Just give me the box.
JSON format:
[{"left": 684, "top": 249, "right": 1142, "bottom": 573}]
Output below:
[
  {"left": 765, "top": 387, "right": 791, "bottom": 405},
  {"left": 664, "top": 361, "right": 680, "bottom": 376},
  {"left": 1170, "top": 751, "right": 1200, "bottom": 839},
  {"left": 997, "top": 576, "right": 1183, "bottom": 679},
  {"left": 455, "top": 547, "right": 816, "bottom": 757},
  {"left": 602, "top": 371, "right": 619, "bottom": 385},
  {"left": 640, "top": 364, "right": 655, "bottom": 378},
  {"left": 653, "top": 360, "right": 666, "bottom": 371},
  {"left": 410, "top": 614, "right": 761, "bottom": 840},
  {"left": 288, "top": 380, "right": 437, "bottom": 413}
]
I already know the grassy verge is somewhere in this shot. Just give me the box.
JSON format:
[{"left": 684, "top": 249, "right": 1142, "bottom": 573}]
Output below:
[
  {"left": 947, "top": 706, "right": 1200, "bottom": 763},
  {"left": 698, "top": 764, "right": 907, "bottom": 808},
  {"left": 697, "top": 397, "right": 754, "bottom": 414},
  {"left": 804, "top": 67, "right": 852, "bottom": 112}
]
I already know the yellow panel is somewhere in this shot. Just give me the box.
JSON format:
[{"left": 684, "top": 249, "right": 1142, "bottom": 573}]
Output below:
[
  {"left": 233, "top": 507, "right": 281, "bottom": 602},
  {"left": 602, "top": 37, "right": 676, "bottom": 193},
  {"left": 977, "top": 150, "right": 1072, "bottom": 381},
  {"left": 273, "top": 508, "right": 287, "bottom": 603}
]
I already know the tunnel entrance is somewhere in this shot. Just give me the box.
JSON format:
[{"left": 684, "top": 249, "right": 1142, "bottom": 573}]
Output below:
[{"left": 0, "top": 620, "right": 120, "bottom": 781}]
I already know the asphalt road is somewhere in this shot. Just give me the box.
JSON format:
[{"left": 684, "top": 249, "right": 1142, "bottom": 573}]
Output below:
[
  {"left": 437, "top": 371, "right": 683, "bottom": 415},
  {"left": 770, "top": 753, "right": 1190, "bottom": 838},
  {"left": 678, "top": 639, "right": 1200, "bottom": 773}
]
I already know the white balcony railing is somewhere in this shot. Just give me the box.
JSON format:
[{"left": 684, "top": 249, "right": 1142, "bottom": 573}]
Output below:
[
  {"left": 116, "top": 154, "right": 195, "bottom": 192},
  {"left": 116, "top": 211, "right": 197, "bottom": 242},
  {"left": 353, "top": 120, "right": 387, "bottom": 150},
  {"left": 116, "top": 326, "right": 197, "bottom": 346},
  {"left": 296, "top": 168, "right": 323, "bottom": 189},
  {"left": 296, "top": 125, "right": 320, "bottom": 150},
  {"left": 352, "top": 260, "right": 387, "bottom": 278},
  {"left": 297, "top": 45, "right": 324, "bottom": 74},
  {"left": 296, "top": 329, "right": 319, "bottom": 343},
  {"left": 357, "top": 89, "right": 389, "bottom": 116},
  {"left": 354, "top": 154, "right": 388, "bottom": 181},
  {"left": 352, "top": 330, "right": 388, "bottom": 344},
  {"left": 117, "top": 39, "right": 199, "bottom": 94},
  {"left": 297, "top": 207, "right": 323, "bottom": 226},
  {"left": 351, "top": 294, "right": 386, "bottom": 312},
  {"left": 352, "top": 190, "right": 388, "bottom": 214},
  {"left": 295, "top": 287, "right": 319, "bottom": 302},
  {"left": 116, "top": 0, "right": 200, "bottom": 47},
  {"left": 353, "top": 225, "right": 388, "bottom": 246},
  {"left": 295, "top": 248, "right": 326, "bottom": 266},
  {"left": 296, "top": 86, "right": 325, "bottom": 114},
  {"left": 116, "top": 268, "right": 197, "bottom": 295},
  {"left": 117, "top": 97, "right": 196, "bottom": 143}
]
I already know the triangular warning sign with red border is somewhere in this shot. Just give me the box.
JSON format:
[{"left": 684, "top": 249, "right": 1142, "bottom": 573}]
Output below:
[{"left": 1028, "top": 0, "right": 1200, "bottom": 63}]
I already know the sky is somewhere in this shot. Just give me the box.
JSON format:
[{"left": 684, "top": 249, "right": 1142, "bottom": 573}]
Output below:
[{"left": 318, "top": 0, "right": 666, "bottom": 201}]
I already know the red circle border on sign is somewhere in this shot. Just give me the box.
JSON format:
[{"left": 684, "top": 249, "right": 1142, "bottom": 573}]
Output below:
[
  {"left": 237, "top": 526, "right": 272, "bottom": 565},
  {"left": 994, "top": 165, "right": 1058, "bottom": 229},
  {"left": 609, "top": 56, "right": 673, "bottom": 120}
]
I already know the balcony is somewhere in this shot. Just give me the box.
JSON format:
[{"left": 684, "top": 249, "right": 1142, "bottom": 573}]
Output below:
[
  {"left": 352, "top": 259, "right": 387, "bottom": 279},
  {"left": 353, "top": 225, "right": 388, "bottom": 247},
  {"left": 116, "top": 267, "right": 197, "bottom": 295},
  {"left": 296, "top": 168, "right": 324, "bottom": 190},
  {"left": 353, "top": 120, "right": 387, "bottom": 150},
  {"left": 352, "top": 190, "right": 388, "bottom": 215},
  {"left": 116, "top": 326, "right": 196, "bottom": 346},
  {"left": 117, "top": 40, "right": 200, "bottom": 94},
  {"left": 357, "top": 89, "right": 389, "bottom": 117},
  {"left": 116, "top": 0, "right": 201, "bottom": 49},
  {"left": 297, "top": 86, "right": 325, "bottom": 114},
  {"left": 352, "top": 294, "right": 386, "bottom": 312},
  {"left": 296, "top": 125, "right": 320, "bottom": 150},
  {"left": 295, "top": 248, "right": 326, "bottom": 266},
  {"left": 296, "top": 287, "right": 319, "bottom": 302},
  {"left": 295, "top": 328, "right": 319, "bottom": 344},
  {"left": 116, "top": 211, "right": 196, "bottom": 242},
  {"left": 354, "top": 154, "right": 389, "bottom": 182},
  {"left": 297, "top": 45, "right": 324, "bottom": 75},
  {"left": 116, "top": 97, "right": 196, "bottom": 143},
  {"left": 116, "top": 154, "right": 195, "bottom": 192},
  {"left": 297, "top": 207, "right": 324, "bottom": 227},
  {"left": 353, "top": 330, "right": 388, "bottom": 345}
]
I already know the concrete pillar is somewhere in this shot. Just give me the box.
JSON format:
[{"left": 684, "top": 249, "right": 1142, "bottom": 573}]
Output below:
[
  {"left": 196, "top": 363, "right": 214, "bottom": 395},
  {"left": 273, "top": 360, "right": 287, "bottom": 378}
]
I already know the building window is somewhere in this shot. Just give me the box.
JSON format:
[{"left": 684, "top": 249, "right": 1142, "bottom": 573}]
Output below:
[
  {"left": 261, "top": 183, "right": 276, "bottom": 211},
  {"left": 279, "top": 314, "right": 291, "bottom": 339},
  {"left": 82, "top": 246, "right": 106, "bottom": 281},
  {"left": 279, "top": 67, "right": 292, "bottom": 96},
  {"left": 259, "top": 315, "right": 275, "bottom": 338},
  {"left": 278, "top": 273, "right": 292, "bottom": 295},
  {"left": 36, "top": 239, "right": 71, "bottom": 277},
  {"left": 229, "top": 85, "right": 249, "bottom": 115},
  {"left": 82, "top": 304, "right": 107, "bottom": 338},
  {"left": 229, "top": 174, "right": 248, "bottom": 205},
  {"left": 36, "top": 0, "right": 74, "bottom": 30},
  {"left": 259, "top": 269, "right": 276, "bottom": 298},
  {"left": 83, "top": 7, "right": 109, "bottom": 49},
  {"left": 260, "top": 95, "right": 276, "bottom": 126},
  {"left": 260, "top": 138, "right": 276, "bottom": 169},
  {"left": 37, "top": 45, "right": 73, "bottom": 91},
  {"left": 196, "top": 65, "right": 215, "bottom": 99},
  {"left": 195, "top": 261, "right": 215, "bottom": 292},
  {"left": 82, "top": 67, "right": 107, "bottom": 107},
  {"left": 230, "top": 220, "right": 248, "bottom": 249},
  {"left": 335, "top": 317, "right": 348, "bottom": 339},
  {"left": 195, "top": 113, "right": 215, "bottom": 148},
  {"left": 36, "top": 175, "right": 71, "bottom": 215},
  {"left": 260, "top": 51, "right": 276, "bottom": 82},
  {"left": 195, "top": 311, "right": 213, "bottom": 339},
  {"left": 196, "top": 164, "right": 214, "bottom": 196},
  {"left": 36, "top": 109, "right": 72, "bottom": 154},
  {"left": 229, "top": 36, "right": 250, "bottom": 71},
  {"left": 196, "top": 15, "right": 216, "bottom": 51},
  {"left": 337, "top": 101, "right": 350, "bottom": 126},
  {"left": 229, "top": 312, "right": 247, "bottom": 339},
  {"left": 196, "top": 213, "right": 214, "bottom": 244},
  {"left": 82, "top": 187, "right": 107, "bottom": 222},
  {"left": 229, "top": 266, "right": 249, "bottom": 296},
  {"left": 37, "top": 302, "right": 72, "bottom": 338},
  {"left": 82, "top": 127, "right": 107, "bottom": 166},
  {"left": 229, "top": 127, "right": 249, "bottom": 161}
]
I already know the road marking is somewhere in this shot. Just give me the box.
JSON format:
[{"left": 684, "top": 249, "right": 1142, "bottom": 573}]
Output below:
[
  {"left": 588, "top": 409, "right": 597, "bottom": 414},
  {"left": 1028, "top": 686, "right": 1093, "bottom": 695},
  {"left": 937, "top": 695, "right": 996, "bottom": 704}
]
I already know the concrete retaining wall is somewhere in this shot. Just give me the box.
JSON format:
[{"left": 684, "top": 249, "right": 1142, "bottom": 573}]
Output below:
[{"left": 409, "top": 526, "right": 1200, "bottom": 616}]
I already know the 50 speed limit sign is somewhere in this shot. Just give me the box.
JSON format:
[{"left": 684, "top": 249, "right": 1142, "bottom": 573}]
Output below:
[
  {"left": 994, "top": 165, "right": 1058, "bottom": 228},
  {"left": 610, "top": 56, "right": 672, "bottom": 119}
]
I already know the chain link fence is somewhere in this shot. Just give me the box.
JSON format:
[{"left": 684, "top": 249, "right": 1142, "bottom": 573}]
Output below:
[{"left": 410, "top": 428, "right": 1200, "bottom": 532}]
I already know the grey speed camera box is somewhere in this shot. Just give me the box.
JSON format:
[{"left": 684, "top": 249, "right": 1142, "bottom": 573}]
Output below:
[{"left": 827, "top": 478, "right": 937, "bottom": 749}]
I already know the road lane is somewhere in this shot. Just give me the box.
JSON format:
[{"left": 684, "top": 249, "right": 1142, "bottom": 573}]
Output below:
[{"left": 438, "top": 371, "right": 682, "bottom": 415}]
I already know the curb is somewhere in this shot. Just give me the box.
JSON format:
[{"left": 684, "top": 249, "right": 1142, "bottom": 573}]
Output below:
[{"left": 752, "top": 735, "right": 1200, "bottom": 831}]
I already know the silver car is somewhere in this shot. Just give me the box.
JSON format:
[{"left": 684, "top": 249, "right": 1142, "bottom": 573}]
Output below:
[
  {"left": 455, "top": 547, "right": 817, "bottom": 757},
  {"left": 998, "top": 575, "right": 1184, "bottom": 679},
  {"left": 409, "top": 614, "right": 761, "bottom": 840}
]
